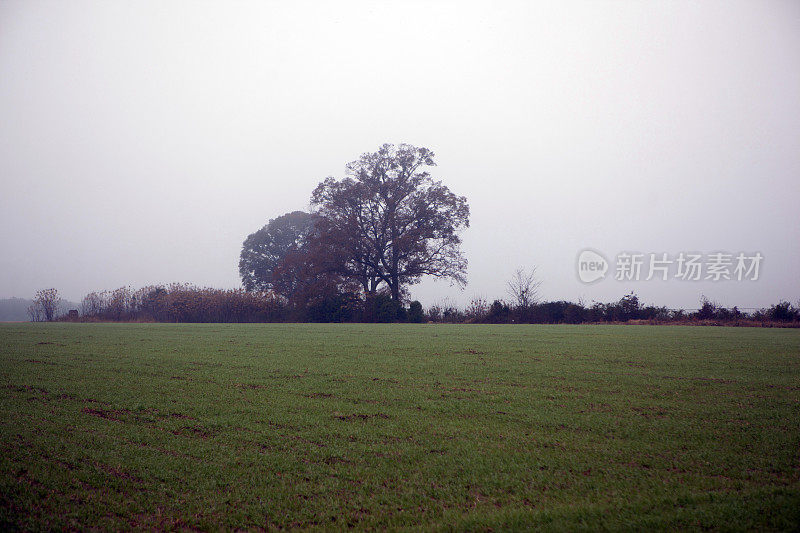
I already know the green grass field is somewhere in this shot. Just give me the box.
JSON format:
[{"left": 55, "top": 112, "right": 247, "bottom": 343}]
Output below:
[{"left": 1, "top": 323, "right": 799, "bottom": 531}]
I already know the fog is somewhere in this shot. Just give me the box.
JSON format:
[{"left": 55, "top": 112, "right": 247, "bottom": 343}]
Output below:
[{"left": 1, "top": 0, "right": 798, "bottom": 310}]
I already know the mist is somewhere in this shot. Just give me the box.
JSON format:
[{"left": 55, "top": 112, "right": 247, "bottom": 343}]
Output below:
[{"left": 2, "top": 0, "right": 798, "bottom": 311}]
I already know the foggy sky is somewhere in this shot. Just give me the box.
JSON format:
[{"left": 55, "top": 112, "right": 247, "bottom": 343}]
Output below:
[{"left": 1, "top": 0, "right": 799, "bottom": 310}]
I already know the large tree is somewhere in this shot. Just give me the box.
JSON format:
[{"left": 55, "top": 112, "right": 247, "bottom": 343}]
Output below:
[
  {"left": 311, "top": 143, "right": 470, "bottom": 301},
  {"left": 238, "top": 211, "right": 317, "bottom": 292}
]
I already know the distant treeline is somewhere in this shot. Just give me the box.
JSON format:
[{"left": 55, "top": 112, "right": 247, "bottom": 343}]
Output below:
[
  {"left": 1, "top": 296, "right": 79, "bottom": 322},
  {"left": 0, "top": 298, "right": 38, "bottom": 322},
  {"left": 44, "top": 285, "right": 799, "bottom": 326},
  {"left": 424, "top": 294, "right": 800, "bottom": 326}
]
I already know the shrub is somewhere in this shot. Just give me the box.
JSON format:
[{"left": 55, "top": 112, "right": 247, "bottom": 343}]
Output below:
[
  {"left": 363, "top": 294, "right": 404, "bottom": 323},
  {"left": 487, "top": 300, "right": 510, "bottom": 323},
  {"left": 768, "top": 301, "right": 797, "bottom": 322},
  {"left": 306, "top": 293, "right": 357, "bottom": 323},
  {"left": 695, "top": 296, "right": 719, "bottom": 321},
  {"left": 465, "top": 297, "right": 489, "bottom": 323},
  {"left": 408, "top": 301, "right": 424, "bottom": 323}
]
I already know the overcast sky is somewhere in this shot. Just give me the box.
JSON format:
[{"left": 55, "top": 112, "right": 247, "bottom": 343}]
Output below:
[{"left": 1, "top": 0, "right": 798, "bottom": 310}]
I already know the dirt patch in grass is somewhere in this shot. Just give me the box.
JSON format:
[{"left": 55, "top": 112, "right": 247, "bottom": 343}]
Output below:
[
  {"left": 333, "top": 413, "right": 390, "bottom": 422},
  {"left": 323, "top": 455, "right": 353, "bottom": 465},
  {"left": 624, "top": 461, "right": 653, "bottom": 470},
  {"left": 291, "top": 435, "right": 327, "bottom": 448},
  {"left": 347, "top": 397, "right": 382, "bottom": 405},
  {"left": 305, "top": 392, "right": 335, "bottom": 399},
  {"left": 632, "top": 406, "right": 669, "bottom": 419},
  {"left": 82, "top": 405, "right": 196, "bottom": 425},
  {"left": 56, "top": 393, "right": 79, "bottom": 401},
  {"left": 169, "top": 412, "right": 195, "bottom": 420},
  {"left": 82, "top": 407, "right": 126, "bottom": 421},
  {"left": 7, "top": 384, "right": 49, "bottom": 395},
  {"left": 579, "top": 403, "right": 614, "bottom": 413},
  {"left": 10, "top": 387, "right": 107, "bottom": 407},
  {"left": 171, "top": 425, "right": 216, "bottom": 439},
  {"left": 95, "top": 462, "right": 145, "bottom": 484}
]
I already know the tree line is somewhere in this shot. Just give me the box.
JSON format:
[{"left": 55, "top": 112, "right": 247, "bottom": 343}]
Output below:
[
  {"left": 26, "top": 284, "right": 800, "bottom": 326},
  {"left": 425, "top": 293, "right": 800, "bottom": 325}
]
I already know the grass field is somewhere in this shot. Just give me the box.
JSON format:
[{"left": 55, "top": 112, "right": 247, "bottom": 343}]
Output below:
[{"left": 1, "top": 323, "right": 799, "bottom": 531}]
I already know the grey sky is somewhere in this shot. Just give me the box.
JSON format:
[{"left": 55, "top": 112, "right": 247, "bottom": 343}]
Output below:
[{"left": 1, "top": 0, "right": 798, "bottom": 310}]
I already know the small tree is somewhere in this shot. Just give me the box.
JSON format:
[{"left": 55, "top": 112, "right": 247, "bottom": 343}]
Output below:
[
  {"left": 618, "top": 292, "right": 641, "bottom": 321},
  {"left": 427, "top": 303, "right": 443, "bottom": 323},
  {"left": 106, "top": 287, "right": 132, "bottom": 321},
  {"left": 465, "top": 296, "right": 489, "bottom": 322},
  {"left": 31, "top": 288, "right": 62, "bottom": 322},
  {"left": 695, "top": 295, "right": 719, "bottom": 320},
  {"left": 507, "top": 267, "right": 542, "bottom": 309},
  {"left": 27, "top": 303, "right": 43, "bottom": 322},
  {"left": 81, "top": 292, "right": 103, "bottom": 317}
]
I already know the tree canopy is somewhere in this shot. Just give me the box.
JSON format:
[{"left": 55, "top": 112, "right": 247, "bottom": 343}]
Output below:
[
  {"left": 238, "top": 211, "right": 317, "bottom": 292},
  {"left": 239, "top": 144, "right": 470, "bottom": 304},
  {"left": 311, "top": 143, "right": 469, "bottom": 301}
]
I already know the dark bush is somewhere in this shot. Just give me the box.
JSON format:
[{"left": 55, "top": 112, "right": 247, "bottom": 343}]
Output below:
[
  {"left": 363, "top": 294, "right": 404, "bottom": 323},
  {"left": 563, "top": 303, "right": 585, "bottom": 324},
  {"left": 408, "top": 301, "right": 425, "bottom": 323},
  {"left": 486, "top": 300, "right": 510, "bottom": 323},
  {"left": 306, "top": 293, "right": 357, "bottom": 323},
  {"left": 768, "top": 301, "right": 797, "bottom": 322},
  {"left": 694, "top": 297, "right": 719, "bottom": 320}
]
